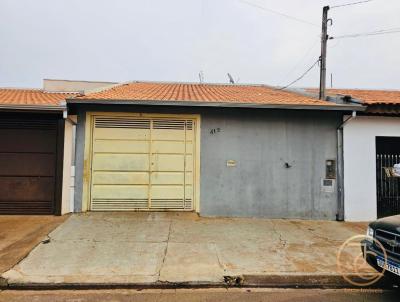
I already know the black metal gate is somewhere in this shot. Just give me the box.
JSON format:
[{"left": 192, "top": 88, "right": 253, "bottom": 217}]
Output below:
[{"left": 376, "top": 154, "right": 400, "bottom": 218}]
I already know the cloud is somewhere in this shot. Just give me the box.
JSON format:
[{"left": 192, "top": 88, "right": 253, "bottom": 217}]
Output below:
[{"left": 0, "top": 0, "right": 399, "bottom": 89}]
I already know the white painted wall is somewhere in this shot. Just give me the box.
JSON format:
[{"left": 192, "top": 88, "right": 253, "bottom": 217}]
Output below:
[
  {"left": 61, "top": 116, "right": 77, "bottom": 214},
  {"left": 344, "top": 116, "right": 400, "bottom": 221}
]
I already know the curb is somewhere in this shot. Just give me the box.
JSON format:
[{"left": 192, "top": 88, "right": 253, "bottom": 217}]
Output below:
[
  {"left": 1, "top": 274, "right": 394, "bottom": 290},
  {"left": 0, "top": 277, "right": 8, "bottom": 288},
  {"left": 242, "top": 274, "right": 380, "bottom": 288}
]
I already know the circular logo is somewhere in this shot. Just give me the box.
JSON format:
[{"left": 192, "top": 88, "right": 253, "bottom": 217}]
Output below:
[{"left": 336, "top": 234, "right": 387, "bottom": 287}]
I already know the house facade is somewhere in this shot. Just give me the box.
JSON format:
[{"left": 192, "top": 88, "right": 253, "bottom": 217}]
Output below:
[
  {"left": 8, "top": 81, "right": 396, "bottom": 221},
  {"left": 325, "top": 89, "right": 400, "bottom": 221},
  {"left": 66, "top": 82, "right": 362, "bottom": 220},
  {"left": 0, "top": 88, "right": 74, "bottom": 215},
  {"left": 0, "top": 80, "right": 117, "bottom": 215}
]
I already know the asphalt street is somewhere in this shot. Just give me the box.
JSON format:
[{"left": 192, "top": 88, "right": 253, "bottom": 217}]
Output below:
[{"left": 0, "top": 288, "right": 399, "bottom": 302}]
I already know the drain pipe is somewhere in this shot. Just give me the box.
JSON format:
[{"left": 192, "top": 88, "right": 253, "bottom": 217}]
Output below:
[
  {"left": 62, "top": 104, "right": 77, "bottom": 126},
  {"left": 336, "top": 111, "right": 357, "bottom": 221}
]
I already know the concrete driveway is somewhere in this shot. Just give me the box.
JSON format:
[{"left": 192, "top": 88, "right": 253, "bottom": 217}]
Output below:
[
  {"left": 2, "top": 213, "right": 370, "bottom": 286},
  {"left": 0, "top": 215, "right": 68, "bottom": 275}
]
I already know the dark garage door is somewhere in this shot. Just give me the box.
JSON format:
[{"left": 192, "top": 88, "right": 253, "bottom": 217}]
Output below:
[{"left": 0, "top": 117, "right": 60, "bottom": 214}]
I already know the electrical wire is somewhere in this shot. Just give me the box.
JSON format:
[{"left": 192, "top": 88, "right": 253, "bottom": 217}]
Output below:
[
  {"left": 238, "top": 0, "right": 319, "bottom": 27},
  {"left": 279, "top": 39, "right": 320, "bottom": 83},
  {"left": 278, "top": 59, "right": 320, "bottom": 90},
  {"left": 330, "top": 0, "right": 374, "bottom": 9},
  {"left": 332, "top": 27, "right": 400, "bottom": 39}
]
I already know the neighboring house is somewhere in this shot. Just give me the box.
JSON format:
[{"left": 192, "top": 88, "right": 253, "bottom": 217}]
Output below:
[
  {"left": 0, "top": 88, "right": 75, "bottom": 215},
  {"left": 0, "top": 79, "right": 117, "bottom": 215},
  {"left": 66, "top": 82, "right": 363, "bottom": 220},
  {"left": 322, "top": 89, "right": 400, "bottom": 221}
]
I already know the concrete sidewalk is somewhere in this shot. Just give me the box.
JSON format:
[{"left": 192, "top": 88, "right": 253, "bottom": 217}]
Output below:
[
  {"left": 2, "top": 213, "right": 371, "bottom": 287},
  {"left": 0, "top": 215, "right": 68, "bottom": 276}
]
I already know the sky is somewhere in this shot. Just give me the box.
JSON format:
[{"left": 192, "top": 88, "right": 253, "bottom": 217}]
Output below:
[{"left": 0, "top": 0, "right": 399, "bottom": 89}]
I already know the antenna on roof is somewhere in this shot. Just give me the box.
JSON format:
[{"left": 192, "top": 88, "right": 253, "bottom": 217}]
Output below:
[
  {"left": 199, "top": 71, "right": 204, "bottom": 84},
  {"left": 227, "top": 73, "right": 235, "bottom": 84}
]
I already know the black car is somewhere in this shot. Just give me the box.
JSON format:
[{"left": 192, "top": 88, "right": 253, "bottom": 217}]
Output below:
[{"left": 362, "top": 215, "right": 400, "bottom": 282}]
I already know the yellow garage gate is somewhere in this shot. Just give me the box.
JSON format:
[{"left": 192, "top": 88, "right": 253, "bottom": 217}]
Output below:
[{"left": 85, "top": 113, "right": 199, "bottom": 211}]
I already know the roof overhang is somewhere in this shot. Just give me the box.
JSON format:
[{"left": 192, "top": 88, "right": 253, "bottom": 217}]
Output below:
[
  {"left": 0, "top": 104, "right": 66, "bottom": 112},
  {"left": 66, "top": 99, "right": 365, "bottom": 112}
]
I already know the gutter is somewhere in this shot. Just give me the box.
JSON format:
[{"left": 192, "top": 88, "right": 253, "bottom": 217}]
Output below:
[
  {"left": 0, "top": 104, "right": 66, "bottom": 111},
  {"left": 59, "top": 101, "right": 78, "bottom": 125},
  {"left": 66, "top": 99, "right": 365, "bottom": 112},
  {"left": 62, "top": 109, "right": 77, "bottom": 125},
  {"left": 336, "top": 111, "right": 357, "bottom": 221}
]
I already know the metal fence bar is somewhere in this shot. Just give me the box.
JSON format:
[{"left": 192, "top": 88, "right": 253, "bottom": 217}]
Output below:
[{"left": 376, "top": 153, "right": 400, "bottom": 218}]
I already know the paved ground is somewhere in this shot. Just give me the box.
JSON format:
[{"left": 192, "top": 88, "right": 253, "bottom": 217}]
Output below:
[
  {"left": 1, "top": 288, "right": 399, "bottom": 302},
  {"left": 2, "top": 212, "right": 371, "bottom": 286},
  {"left": 0, "top": 215, "right": 68, "bottom": 274}
]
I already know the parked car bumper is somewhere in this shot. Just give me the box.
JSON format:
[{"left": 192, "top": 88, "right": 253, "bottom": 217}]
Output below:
[{"left": 361, "top": 239, "right": 400, "bottom": 281}]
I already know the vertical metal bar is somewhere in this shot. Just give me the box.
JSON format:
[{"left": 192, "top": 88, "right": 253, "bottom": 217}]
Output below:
[
  {"left": 395, "top": 154, "right": 400, "bottom": 214},
  {"left": 390, "top": 155, "right": 393, "bottom": 214},
  {"left": 385, "top": 154, "right": 392, "bottom": 215},
  {"left": 384, "top": 155, "right": 387, "bottom": 214},
  {"left": 183, "top": 120, "right": 187, "bottom": 209},
  {"left": 378, "top": 154, "right": 381, "bottom": 218},
  {"left": 396, "top": 154, "right": 398, "bottom": 214},
  {"left": 148, "top": 120, "right": 153, "bottom": 209}
]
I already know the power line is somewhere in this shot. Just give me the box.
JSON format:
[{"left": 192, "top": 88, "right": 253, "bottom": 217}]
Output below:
[
  {"left": 238, "top": 0, "right": 319, "bottom": 27},
  {"left": 331, "top": 0, "right": 374, "bottom": 9},
  {"left": 279, "top": 39, "right": 320, "bottom": 83},
  {"left": 332, "top": 26, "right": 400, "bottom": 39},
  {"left": 278, "top": 59, "right": 320, "bottom": 90}
]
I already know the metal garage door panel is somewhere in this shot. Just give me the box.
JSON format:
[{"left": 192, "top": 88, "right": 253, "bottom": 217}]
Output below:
[
  {"left": 151, "top": 172, "right": 184, "bottom": 185},
  {"left": 0, "top": 177, "right": 55, "bottom": 201},
  {"left": 92, "top": 185, "right": 148, "bottom": 199},
  {"left": 152, "top": 154, "right": 185, "bottom": 171},
  {"left": 93, "top": 154, "right": 149, "bottom": 171},
  {"left": 186, "top": 131, "right": 194, "bottom": 141},
  {"left": 91, "top": 117, "right": 151, "bottom": 210},
  {"left": 185, "top": 172, "right": 193, "bottom": 184},
  {"left": 152, "top": 129, "right": 185, "bottom": 141},
  {"left": 0, "top": 129, "right": 56, "bottom": 153},
  {"left": 0, "top": 119, "right": 57, "bottom": 215},
  {"left": 94, "top": 140, "right": 149, "bottom": 153},
  {"left": 93, "top": 172, "right": 149, "bottom": 185},
  {"left": 94, "top": 127, "right": 150, "bottom": 140},
  {"left": 152, "top": 141, "right": 185, "bottom": 154},
  {"left": 151, "top": 186, "right": 184, "bottom": 200},
  {"left": 0, "top": 153, "right": 55, "bottom": 176},
  {"left": 89, "top": 116, "right": 196, "bottom": 211},
  {"left": 186, "top": 155, "right": 193, "bottom": 172},
  {"left": 185, "top": 185, "right": 193, "bottom": 199}
]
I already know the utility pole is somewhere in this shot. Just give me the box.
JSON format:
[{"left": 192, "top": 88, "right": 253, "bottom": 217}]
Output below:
[{"left": 319, "top": 6, "right": 330, "bottom": 100}]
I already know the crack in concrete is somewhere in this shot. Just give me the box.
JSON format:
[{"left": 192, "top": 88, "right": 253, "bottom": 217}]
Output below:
[
  {"left": 3, "top": 217, "right": 71, "bottom": 277},
  {"left": 213, "top": 244, "right": 226, "bottom": 273},
  {"left": 157, "top": 220, "right": 172, "bottom": 281},
  {"left": 271, "top": 221, "right": 287, "bottom": 248},
  {"left": 45, "top": 237, "right": 171, "bottom": 244}
]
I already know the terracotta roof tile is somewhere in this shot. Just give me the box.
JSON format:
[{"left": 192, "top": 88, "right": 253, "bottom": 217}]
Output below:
[
  {"left": 75, "top": 82, "right": 335, "bottom": 106},
  {"left": 0, "top": 88, "right": 74, "bottom": 107},
  {"left": 307, "top": 88, "right": 400, "bottom": 105}
]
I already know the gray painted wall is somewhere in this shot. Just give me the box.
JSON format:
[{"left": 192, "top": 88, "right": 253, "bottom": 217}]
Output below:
[
  {"left": 200, "top": 110, "right": 339, "bottom": 220},
  {"left": 72, "top": 105, "right": 341, "bottom": 219}
]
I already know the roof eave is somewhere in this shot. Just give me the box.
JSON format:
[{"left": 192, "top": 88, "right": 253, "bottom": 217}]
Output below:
[
  {"left": 66, "top": 98, "right": 365, "bottom": 112},
  {"left": 0, "top": 104, "right": 66, "bottom": 112}
]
